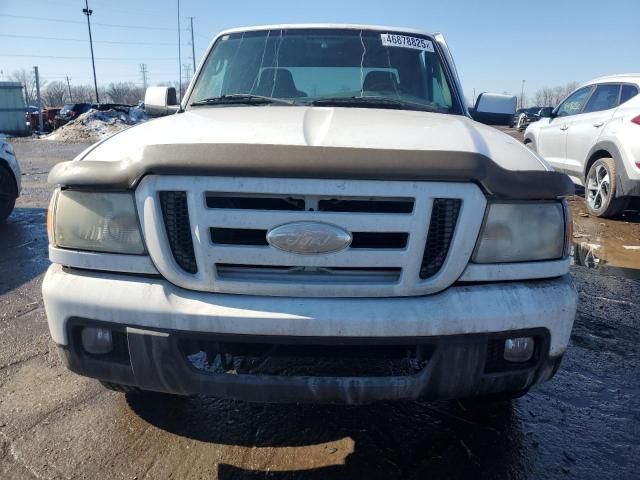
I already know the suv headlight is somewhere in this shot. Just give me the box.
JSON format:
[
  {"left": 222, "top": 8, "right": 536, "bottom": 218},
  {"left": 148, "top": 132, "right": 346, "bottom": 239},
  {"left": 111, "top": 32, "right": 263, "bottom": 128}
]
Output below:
[
  {"left": 49, "top": 190, "right": 145, "bottom": 254},
  {"left": 3, "top": 142, "right": 15, "bottom": 156},
  {"left": 473, "top": 202, "right": 568, "bottom": 263}
]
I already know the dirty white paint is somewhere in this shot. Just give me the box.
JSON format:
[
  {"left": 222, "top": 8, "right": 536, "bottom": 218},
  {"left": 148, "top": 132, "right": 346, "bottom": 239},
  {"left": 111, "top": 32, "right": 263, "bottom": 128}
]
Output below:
[{"left": 43, "top": 265, "right": 577, "bottom": 356}]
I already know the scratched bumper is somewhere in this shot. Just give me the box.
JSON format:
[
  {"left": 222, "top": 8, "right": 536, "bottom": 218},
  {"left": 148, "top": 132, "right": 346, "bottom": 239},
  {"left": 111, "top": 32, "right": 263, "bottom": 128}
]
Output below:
[{"left": 57, "top": 323, "right": 563, "bottom": 404}]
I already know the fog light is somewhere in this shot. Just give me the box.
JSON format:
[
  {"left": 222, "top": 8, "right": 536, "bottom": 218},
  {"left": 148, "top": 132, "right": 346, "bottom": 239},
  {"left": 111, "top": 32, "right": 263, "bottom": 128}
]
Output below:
[
  {"left": 504, "top": 337, "right": 534, "bottom": 363},
  {"left": 81, "top": 327, "right": 113, "bottom": 354}
]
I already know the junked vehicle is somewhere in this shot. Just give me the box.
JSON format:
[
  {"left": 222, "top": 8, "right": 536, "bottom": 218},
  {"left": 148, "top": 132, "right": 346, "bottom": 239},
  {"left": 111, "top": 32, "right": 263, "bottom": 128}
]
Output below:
[
  {"left": 0, "top": 139, "right": 20, "bottom": 222},
  {"left": 513, "top": 106, "right": 551, "bottom": 131},
  {"left": 43, "top": 24, "right": 577, "bottom": 404},
  {"left": 54, "top": 103, "right": 93, "bottom": 129},
  {"left": 525, "top": 74, "right": 640, "bottom": 217}
]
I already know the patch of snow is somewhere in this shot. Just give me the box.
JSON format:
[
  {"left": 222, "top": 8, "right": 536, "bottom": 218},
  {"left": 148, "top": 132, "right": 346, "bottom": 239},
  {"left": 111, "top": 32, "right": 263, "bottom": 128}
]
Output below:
[{"left": 44, "top": 107, "right": 147, "bottom": 143}]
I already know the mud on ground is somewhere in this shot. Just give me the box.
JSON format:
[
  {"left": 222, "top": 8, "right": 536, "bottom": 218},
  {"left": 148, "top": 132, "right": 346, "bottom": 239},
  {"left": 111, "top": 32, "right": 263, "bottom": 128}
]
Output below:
[{"left": 0, "top": 138, "right": 638, "bottom": 479}]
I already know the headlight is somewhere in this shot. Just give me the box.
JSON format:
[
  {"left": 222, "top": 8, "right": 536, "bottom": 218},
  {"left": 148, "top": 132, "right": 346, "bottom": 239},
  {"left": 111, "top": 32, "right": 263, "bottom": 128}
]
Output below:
[
  {"left": 3, "top": 142, "right": 15, "bottom": 156},
  {"left": 51, "top": 190, "right": 145, "bottom": 254},
  {"left": 473, "top": 202, "right": 566, "bottom": 263}
]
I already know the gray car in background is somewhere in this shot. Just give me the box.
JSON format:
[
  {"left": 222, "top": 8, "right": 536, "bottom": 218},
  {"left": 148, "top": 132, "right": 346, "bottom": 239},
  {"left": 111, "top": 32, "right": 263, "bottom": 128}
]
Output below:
[{"left": 0, "top": 139, "right": 21, "bottom": 222}]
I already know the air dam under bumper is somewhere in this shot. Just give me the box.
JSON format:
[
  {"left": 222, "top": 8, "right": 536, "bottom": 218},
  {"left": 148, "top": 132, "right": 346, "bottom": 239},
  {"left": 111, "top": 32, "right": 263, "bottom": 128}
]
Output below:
[{"left": 43, "top": 266, "right": 577, "bottom": 403}]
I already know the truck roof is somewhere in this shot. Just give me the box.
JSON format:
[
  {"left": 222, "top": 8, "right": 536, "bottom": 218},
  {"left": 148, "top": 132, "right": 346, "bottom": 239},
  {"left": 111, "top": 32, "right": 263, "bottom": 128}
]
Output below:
[{"left": 217, "top": 23, "right": 437, "bottom": 38}]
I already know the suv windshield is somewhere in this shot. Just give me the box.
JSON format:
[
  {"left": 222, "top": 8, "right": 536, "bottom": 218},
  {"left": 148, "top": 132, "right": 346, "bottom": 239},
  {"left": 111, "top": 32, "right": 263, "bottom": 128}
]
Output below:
[{"left": 188, "top": 28, "right": 460, "bottom": 114}]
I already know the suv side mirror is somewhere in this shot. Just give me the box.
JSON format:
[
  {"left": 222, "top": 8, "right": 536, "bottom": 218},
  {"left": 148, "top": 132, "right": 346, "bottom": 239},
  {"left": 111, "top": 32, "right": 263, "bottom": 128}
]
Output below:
[
  {"left": 469, "top": 93, "right": 517, "bottom": 125},
  {"left": 144, "top": 87, "right": 179, "bottom": 117},
  {"left": 538, "top": 107, "right": 553, "bottom": 118}
]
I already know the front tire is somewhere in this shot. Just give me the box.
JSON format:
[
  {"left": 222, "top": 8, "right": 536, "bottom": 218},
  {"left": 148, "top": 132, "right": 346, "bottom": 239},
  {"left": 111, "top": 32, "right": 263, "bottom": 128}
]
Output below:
[
  {"left": 0, "top": 164, "right": 17, "bottom": 222},
  {"left": 100, "top": 381, "right": 141, "bottom": 394},
  {"left": 585, "top": 158, "right": 628, "bottom": 218}
]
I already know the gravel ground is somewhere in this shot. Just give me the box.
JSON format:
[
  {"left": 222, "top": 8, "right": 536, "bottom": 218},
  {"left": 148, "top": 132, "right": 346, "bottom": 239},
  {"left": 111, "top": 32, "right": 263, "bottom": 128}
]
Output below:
[{"left": 0, "top": 138, "right": 638, "bottom": 480}]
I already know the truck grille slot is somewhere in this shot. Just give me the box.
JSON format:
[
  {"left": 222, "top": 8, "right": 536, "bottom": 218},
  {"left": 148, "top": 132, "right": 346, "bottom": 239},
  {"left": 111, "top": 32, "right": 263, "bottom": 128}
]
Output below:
[
  {"left": 211, "top": 228, "right": 268, "bottom": 246},
  {"left": 205, "top": 194, "right": 414, "bottom": 213},
  {"left": 420, "top": 198, "right": 461, "bottom": 279},
  {"left": 159, "top": 191, "right": 198, "bottom": 274},
  {"left": 140, "top": 177, "right": 484, "bottom": 297},
  {"left": 351, "top": 232, "right": 408, "bottom": 249},
  {"left": 215, "top": 264, "right": 402, "bottom": 283},
  {"left": 206, "top": 194, "right": 305, "bottom": 211},
  {"left": 318, "top": 198, "right": 414, "bottom": 213}
]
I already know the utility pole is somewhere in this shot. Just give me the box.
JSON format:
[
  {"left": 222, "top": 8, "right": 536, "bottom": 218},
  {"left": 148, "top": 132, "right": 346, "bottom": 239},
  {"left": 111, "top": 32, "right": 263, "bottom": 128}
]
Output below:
[
  {"left": 140, "top": 63, "right": 148, "bottom": 90},
  {"left": 34, "top": 66, "right": 43, "bottom": 132},
  {"left": 65, "top": 75, "right": 73, "bottom": 102},
  {"left": 520, "top": 79, "right": 526, "bottom": 109},
  {"left": 189, "top": 17, "right": 196, "bottom": 73},
  {"left": 177, "top": 0, "right": 182, "bottom": 100},
  {"left": 182, "top": 63, "right": 192, "bottom": 85},
  {"left": 83, "top": 0, "right": 99, "bottom": 103}
]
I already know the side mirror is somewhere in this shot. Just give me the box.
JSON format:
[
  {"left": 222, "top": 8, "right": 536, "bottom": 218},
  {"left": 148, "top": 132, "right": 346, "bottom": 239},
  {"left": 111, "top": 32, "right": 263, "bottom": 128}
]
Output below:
[
  {"left": 144, "top": 87, "right": 179, "bottom": 117},
  {"left": 538, "top": 107, "right": 553, "bottom": 118},
  {"left": 469, "top": 93, "right": 517, "bottom": 125}
]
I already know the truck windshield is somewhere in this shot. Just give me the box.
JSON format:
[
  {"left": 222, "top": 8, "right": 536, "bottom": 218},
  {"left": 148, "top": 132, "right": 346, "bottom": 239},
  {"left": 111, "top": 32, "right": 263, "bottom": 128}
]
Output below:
[{"left": 188, "top": 29, "right": 460, "bottom": 114}]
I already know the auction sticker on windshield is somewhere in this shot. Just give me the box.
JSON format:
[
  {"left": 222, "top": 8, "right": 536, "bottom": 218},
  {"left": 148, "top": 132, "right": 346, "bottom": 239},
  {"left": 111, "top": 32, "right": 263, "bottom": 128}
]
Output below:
[{"left": 381, "top": 33, "right": 434, "bottom": 52}]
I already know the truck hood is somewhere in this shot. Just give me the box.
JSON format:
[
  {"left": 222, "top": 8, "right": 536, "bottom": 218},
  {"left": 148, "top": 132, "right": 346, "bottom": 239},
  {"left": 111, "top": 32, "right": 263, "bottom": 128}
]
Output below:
[
  {"left": 50, "top": 106, "right": 574, "bottom": 199},
  {"left": 81, "top": 106, "right": 548, "bottom": 171}
]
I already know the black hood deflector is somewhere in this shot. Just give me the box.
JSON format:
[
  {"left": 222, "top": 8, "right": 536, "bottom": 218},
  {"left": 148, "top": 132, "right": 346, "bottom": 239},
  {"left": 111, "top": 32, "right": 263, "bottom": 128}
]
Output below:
[{"left": 49, "top": 143, "right": 574, "bottom": 199}]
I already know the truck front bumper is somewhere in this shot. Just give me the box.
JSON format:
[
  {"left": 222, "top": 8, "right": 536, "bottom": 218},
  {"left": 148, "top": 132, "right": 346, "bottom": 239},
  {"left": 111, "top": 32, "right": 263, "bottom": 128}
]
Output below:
[{"left": 43, "top": 265, "right": 577, "bottom": 404}]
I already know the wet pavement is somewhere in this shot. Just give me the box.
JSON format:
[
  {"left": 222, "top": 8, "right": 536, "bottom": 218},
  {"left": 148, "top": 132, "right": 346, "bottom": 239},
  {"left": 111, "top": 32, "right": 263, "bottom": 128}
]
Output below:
[{"left": 0, "top": 138, "right": 638, "bottom": 479}]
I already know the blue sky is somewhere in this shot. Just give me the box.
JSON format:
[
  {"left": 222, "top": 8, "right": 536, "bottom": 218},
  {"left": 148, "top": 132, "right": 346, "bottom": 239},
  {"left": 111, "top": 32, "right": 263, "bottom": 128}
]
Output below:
[{"left": 1, "top": 0, "right": 639, "bottom": 103}]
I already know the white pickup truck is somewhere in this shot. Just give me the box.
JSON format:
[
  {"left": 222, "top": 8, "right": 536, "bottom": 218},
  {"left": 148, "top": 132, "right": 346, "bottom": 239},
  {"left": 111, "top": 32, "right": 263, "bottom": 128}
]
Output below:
[{"left": 43, "top": 24, "right": 577, "bottom": 404}]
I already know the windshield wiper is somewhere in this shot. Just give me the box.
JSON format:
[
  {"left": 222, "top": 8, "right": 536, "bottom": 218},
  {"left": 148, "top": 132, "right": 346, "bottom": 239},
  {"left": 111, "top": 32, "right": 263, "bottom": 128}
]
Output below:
[
  {"left": 307, "top": 96, "right": 441, "bottom": 112},
  {"left": 190, "top": 94, "right": 294, "bottom": 106}
]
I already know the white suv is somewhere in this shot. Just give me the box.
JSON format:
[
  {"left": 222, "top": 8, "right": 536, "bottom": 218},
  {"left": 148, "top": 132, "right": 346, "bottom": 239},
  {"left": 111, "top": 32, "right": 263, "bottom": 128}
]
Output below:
[{"left": 524, "top": 74, "right": 640, "bottom": 217}]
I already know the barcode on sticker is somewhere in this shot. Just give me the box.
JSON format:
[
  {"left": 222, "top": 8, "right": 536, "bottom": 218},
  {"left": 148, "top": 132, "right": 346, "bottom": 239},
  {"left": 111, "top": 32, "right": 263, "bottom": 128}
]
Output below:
[{"left": 381, "top": 33, "right": 434, "bottom": 52}]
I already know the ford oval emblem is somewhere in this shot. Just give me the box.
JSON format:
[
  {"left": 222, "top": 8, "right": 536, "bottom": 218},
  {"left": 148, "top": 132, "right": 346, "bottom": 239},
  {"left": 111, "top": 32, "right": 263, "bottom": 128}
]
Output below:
[{"left": 266, "top": 222, "right": 352, "bottom": 254}]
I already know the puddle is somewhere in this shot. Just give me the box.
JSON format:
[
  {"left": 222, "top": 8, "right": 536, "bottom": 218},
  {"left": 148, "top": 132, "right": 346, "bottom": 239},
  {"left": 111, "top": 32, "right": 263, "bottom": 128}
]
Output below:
[{"left": 572, "top": 239, "right": 640, "bottom": 280}]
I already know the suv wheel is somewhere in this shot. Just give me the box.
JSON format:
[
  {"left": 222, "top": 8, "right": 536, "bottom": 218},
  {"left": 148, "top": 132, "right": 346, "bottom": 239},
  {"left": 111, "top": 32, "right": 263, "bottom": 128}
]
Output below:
[
  {"left": 0, "top": 165, "right": 17, "bottom": 222},
  {"left": 585, "top": 158, "right": 628, "bottom": 218},
  {"left": 524, "top": 139, "right": 535, "bottom": 152}
]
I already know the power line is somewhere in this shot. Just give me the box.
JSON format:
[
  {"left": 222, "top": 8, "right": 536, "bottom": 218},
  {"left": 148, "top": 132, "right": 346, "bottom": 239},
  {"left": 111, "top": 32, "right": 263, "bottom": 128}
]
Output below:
[
  {"left": 27, "top": 0, "right": 175, "bottom": 20},
  {"left": 0, "top": 13, "right": 177, "bottom": 31},
  {"left": 0, "top": 54, "right": 175, "bottom": 61},
  {"left": 0, "top": 33, "right": 175, "bottom": 46}
]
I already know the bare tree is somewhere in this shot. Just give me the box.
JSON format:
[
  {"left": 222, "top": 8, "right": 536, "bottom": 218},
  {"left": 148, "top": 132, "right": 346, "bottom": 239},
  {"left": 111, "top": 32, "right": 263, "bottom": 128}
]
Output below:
[
  {"left": 533, "top": 81, "right": 581, "bottom": 107},
  {"left": 8, "top": 68, "right": 46, "bottom": 107},
  {"left": 105, "top": 82, "right": 143, "bottom": 105},
  {"left": 43, "top": 81, "right": 67, "bottom": 107},
  {"left": 70, "top": 85, "right": 95, "bottom": 103}
]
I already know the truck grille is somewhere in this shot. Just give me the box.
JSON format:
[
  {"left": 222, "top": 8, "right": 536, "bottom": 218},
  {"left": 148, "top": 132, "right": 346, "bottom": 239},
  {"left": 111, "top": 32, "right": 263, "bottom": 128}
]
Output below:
[
  {"left": 137, "top": 176, "right": 486, "bottom": 297},
  {"left": 420, "top": 198, "right": 462, "bottom": 279},
  {"left": 159, "top": 191, "right": 198, "bottom": 273}
]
